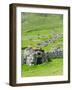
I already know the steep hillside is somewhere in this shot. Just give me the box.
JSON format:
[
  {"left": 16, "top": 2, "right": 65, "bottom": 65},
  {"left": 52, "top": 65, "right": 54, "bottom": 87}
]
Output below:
[{"left": 21, "top": 13, "right": 63, "bottom": 51}]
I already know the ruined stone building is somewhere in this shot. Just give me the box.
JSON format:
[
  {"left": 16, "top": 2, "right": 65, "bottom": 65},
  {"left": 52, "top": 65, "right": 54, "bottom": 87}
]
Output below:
[
  {"left": 21, "top": 47, "right": 63, "bottom": 66},
  {"left": 21, "top": 47, "right": 47, "bottom": 66}
]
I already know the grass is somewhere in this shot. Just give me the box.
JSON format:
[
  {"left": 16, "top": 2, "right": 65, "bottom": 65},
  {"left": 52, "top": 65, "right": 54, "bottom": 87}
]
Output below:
[
  {"left": 21, "top": 58, "right": 63, "bottom": 77},
  {"left": 21, "top": 13, "right": 63, "bottom": 77},
  {"left": 21, "top": 13, "right": 63, "bottom": 51}
]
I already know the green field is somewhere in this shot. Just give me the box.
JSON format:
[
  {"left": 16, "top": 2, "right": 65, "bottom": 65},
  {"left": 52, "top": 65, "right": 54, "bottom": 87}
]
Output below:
[
  {"left": 21, "top": 13, "right": 63, "bottom": 51},
  {"left": 21, "top": 58, "right": 63, "bottom": 77},
  {"left": 21, "top": 13, "right": 63, "bottom": 77}
]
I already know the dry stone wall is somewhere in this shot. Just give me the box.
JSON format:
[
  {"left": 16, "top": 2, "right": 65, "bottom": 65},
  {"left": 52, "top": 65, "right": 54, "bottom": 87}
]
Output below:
[{"left": 21, "top": 47, "right": 63, "bottom": 65}]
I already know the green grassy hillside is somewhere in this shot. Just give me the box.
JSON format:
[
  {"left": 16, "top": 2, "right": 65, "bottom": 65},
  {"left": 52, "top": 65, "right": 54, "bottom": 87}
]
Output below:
[
  {"left": 21, "top": 13, "right": 63, "bottom": 77},
  {"left": 21, "top": 13, "right": 63, "bottom": 51}
]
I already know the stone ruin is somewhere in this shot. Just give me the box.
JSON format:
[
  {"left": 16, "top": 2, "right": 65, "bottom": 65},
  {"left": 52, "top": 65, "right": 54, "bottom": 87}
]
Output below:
[
  {"left": 21, "top": 47, "right": 47, "bottom": 66},
  {"left": 21, "top": 47, "right": 63, "bottom": 66}
]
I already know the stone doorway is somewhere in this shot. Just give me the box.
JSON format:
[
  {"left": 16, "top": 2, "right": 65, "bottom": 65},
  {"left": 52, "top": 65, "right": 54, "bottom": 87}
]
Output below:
[{"left": 37, "top": 57, "right": 42, "bottom": 64}]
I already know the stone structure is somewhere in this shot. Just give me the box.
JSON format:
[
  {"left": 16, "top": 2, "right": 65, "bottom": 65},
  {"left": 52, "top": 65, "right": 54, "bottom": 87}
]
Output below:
[
  {"left": 21, "top": 47, "right": 47, "bottom": 66},
  {"left": 46, "top": 47, "right": 63, "bottom": 59},
  {"left": 21, "top": 47, "right": 63, "bottom": 66}
]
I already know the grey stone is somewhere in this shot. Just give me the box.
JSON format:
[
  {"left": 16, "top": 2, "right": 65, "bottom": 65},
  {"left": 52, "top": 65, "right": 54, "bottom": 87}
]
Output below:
[{"left": 21, "top": 47, "right": 47, "bottom": 66}]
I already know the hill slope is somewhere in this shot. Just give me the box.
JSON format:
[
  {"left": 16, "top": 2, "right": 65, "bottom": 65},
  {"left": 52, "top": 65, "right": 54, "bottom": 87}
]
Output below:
[{"left": 21, "top": 13, "right": 63, "bottom": 51}]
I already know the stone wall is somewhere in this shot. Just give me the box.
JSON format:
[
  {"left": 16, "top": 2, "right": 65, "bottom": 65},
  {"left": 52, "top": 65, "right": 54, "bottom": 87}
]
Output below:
[
  {"left": 46, "top": 49, "right": 63, "bottom": 59},
  {"left": 21, "top": 47, "right": 63, "bottom": 65}
]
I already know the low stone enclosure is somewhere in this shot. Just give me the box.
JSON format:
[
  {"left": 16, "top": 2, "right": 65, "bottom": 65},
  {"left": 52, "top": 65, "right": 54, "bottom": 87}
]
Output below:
[{"left": 21, "top": 47, "right": 63, "bottom": 66}]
